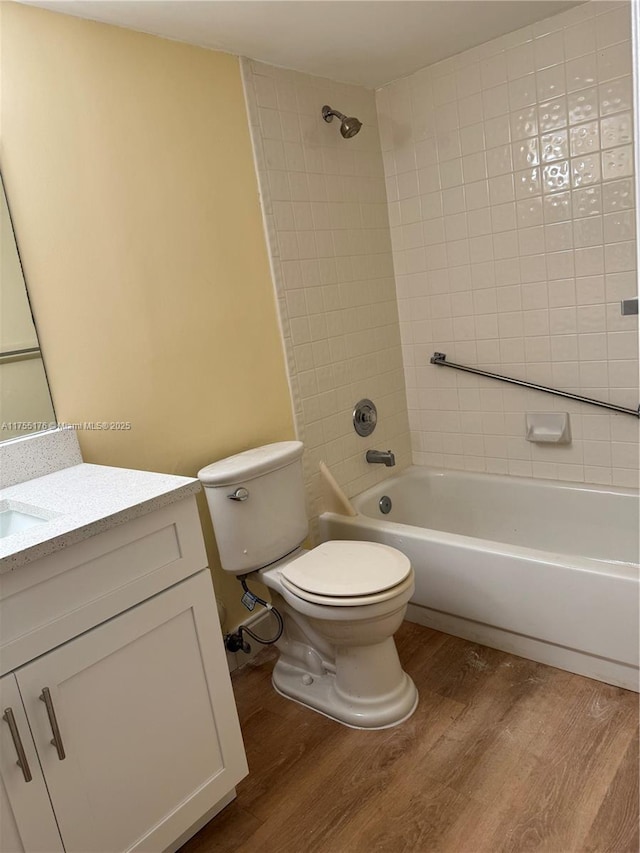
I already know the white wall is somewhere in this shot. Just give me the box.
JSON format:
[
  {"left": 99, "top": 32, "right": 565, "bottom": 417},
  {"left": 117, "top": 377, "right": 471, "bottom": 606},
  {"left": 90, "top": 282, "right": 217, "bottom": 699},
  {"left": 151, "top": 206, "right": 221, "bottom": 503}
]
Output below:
[
  {"left": 242, "top": 59, "right": 411, "bottom": 523},
  {"left": 378, "top": 1, "right": 638, "bottom": 487}
]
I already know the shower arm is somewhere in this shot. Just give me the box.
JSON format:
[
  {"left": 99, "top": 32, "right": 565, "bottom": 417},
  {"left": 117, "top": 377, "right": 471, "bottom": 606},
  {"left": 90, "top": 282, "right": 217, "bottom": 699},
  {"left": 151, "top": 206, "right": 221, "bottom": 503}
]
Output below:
[{"left": 322, "top": 106, "right": 345, "bottom": 122}]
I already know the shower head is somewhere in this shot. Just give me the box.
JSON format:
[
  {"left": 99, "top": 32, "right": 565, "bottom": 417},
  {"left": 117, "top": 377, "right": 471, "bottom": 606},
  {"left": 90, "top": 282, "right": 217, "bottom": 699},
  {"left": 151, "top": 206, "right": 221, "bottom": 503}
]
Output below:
[{"left": 322, "top": 105, "right": 362, "bottom": 139}]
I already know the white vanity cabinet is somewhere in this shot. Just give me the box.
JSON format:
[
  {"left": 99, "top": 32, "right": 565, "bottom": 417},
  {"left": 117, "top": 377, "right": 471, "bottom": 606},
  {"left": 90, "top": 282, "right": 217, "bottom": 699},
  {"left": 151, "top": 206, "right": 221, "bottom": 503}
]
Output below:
[{"left": 0, "top": 492, "right": 248, "bottom": 853}]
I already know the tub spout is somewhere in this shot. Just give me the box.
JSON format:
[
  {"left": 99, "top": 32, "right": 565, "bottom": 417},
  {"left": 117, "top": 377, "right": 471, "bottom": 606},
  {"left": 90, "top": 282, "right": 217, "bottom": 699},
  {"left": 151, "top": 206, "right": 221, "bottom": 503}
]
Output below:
[{"left": 366, "top": 449, "right": 396, "bottom": 467}]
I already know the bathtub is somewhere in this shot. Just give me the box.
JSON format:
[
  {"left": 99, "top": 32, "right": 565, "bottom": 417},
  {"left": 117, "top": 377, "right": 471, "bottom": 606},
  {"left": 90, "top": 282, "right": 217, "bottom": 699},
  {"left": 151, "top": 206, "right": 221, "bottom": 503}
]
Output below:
[{"left": 319, "top": 467, "right": 640, "bottom": 692}]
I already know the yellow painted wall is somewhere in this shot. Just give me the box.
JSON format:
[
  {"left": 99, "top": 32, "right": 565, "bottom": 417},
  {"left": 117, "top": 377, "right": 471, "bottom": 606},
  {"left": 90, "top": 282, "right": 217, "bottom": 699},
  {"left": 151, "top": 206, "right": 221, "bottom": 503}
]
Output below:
[{"left": 0, "top": 2, "right": 295, "bottom": 626}]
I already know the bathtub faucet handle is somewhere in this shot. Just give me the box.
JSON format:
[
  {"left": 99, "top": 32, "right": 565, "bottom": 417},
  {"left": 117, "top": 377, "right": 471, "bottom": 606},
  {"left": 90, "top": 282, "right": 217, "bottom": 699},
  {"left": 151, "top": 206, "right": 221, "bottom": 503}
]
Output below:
[{"left": 365, "top": 449, "right": 396, "bottom": 467}]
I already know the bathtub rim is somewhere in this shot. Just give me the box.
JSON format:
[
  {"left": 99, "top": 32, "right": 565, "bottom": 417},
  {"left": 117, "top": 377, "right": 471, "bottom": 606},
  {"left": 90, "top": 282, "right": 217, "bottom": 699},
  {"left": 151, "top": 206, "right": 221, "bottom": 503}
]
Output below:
[
  {"left": 335, "top": 465, "right": 639, "bottom": 574},
  {"left": 351, "top": 464, "right": 640, "bottom": 506},
  {"left": 320, "top": 509, "right": 639, "bottom": 579}
]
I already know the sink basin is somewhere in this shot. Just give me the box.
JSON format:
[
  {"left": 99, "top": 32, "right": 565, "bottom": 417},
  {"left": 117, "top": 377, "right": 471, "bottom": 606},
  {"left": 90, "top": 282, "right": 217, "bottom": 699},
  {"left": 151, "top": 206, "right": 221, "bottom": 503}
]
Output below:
[{"left": 0, "top": 503, "right": 51, "bottom": 538}]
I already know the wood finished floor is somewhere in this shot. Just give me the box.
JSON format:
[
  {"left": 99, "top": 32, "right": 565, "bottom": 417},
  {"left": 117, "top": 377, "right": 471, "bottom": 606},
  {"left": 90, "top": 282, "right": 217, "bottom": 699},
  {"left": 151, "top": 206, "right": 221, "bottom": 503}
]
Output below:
[{"left": 181, "top": 622, "right": 639, "bottom": 853}]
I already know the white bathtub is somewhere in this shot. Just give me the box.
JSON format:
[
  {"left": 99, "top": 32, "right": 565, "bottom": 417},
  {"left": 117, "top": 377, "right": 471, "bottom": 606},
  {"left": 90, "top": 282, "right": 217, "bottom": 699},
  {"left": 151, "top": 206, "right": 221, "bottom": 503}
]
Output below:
[{"left": 319, "top": 468, "right": 640, "bottom": 691}]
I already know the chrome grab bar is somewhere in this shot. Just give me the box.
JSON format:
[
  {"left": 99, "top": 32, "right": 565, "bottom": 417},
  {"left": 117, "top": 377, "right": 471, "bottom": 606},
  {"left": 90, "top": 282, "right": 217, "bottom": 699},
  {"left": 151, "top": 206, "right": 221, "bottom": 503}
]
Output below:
[{"left": 430, "top": 352, "right": 640, "bottom": 418}]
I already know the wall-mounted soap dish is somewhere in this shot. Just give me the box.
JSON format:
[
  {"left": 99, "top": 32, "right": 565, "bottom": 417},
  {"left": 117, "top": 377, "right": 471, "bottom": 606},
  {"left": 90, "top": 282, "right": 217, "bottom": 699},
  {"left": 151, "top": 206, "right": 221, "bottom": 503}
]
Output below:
[{"left": 525, "top": 412, "right": 571, "bottom": 444}]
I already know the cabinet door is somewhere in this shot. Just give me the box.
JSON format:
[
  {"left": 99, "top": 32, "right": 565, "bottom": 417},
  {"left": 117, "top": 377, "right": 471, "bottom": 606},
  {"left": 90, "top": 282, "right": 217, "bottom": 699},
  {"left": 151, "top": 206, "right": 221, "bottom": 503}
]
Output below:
[
  {"left": 0, "top": 673, "right": 64, "bottom": 853},
  {"left": 17, "top": 570, "right": 248, "bottom": 853}
]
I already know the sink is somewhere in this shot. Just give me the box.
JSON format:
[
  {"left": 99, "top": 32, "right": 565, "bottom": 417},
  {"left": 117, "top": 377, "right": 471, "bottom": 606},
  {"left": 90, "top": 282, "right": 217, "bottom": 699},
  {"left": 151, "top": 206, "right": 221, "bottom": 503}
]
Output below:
[{"left": 0, "top": 501, "right": 51, "bottom": 538}]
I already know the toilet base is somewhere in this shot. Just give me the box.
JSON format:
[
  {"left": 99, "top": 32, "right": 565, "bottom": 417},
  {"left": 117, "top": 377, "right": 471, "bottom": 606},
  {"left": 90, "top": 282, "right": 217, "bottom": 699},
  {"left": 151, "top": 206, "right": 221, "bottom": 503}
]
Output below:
[{"left": 271, "top": 658, "right": 418, "bottom": 730}]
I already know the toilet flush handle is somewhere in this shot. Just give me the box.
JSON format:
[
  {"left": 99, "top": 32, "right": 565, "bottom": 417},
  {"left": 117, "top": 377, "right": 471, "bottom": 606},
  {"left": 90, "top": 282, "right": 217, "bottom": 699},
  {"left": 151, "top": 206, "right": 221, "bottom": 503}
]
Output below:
[{"left": 228, "top": 487, "right": 249, "bottom": 502}]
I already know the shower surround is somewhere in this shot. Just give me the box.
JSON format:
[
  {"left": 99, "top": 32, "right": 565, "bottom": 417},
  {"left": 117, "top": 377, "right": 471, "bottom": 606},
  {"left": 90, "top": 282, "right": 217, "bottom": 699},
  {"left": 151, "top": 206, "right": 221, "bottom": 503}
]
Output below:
[
  {"left": 378, "top": 0, "right": 638, "bottom": 486},
  {"left": 241, "top": 59, "right": 411, "bottom": 518},
  {"left": 244, "top": 0, "right": 638, "bottom": 503}
]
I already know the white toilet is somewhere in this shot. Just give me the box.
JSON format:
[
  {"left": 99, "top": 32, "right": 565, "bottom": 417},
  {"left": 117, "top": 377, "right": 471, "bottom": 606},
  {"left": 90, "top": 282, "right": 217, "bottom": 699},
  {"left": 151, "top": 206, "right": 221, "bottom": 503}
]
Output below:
[{"left": 198, "top": 441, "right": 418, "bottom": 729}]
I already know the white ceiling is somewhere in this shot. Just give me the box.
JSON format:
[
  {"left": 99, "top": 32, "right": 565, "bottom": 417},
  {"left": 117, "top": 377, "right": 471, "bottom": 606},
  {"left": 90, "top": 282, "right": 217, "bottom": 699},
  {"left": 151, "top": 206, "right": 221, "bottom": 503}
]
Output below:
[{"left": 23, "top": 1, "right": 583, "bottom": 88}]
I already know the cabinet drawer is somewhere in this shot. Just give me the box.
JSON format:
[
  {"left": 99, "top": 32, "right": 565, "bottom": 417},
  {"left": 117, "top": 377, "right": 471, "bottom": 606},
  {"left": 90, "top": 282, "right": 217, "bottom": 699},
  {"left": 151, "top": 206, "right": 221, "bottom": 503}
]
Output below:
[{"left": 0, "top": 496, "right": 207, "bottom": 674}]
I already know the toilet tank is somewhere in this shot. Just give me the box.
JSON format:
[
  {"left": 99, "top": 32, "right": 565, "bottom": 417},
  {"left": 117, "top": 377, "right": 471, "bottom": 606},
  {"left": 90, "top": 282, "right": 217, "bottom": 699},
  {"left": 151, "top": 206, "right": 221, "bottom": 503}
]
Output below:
[{"left": 198, "top": 441, "right": 308, "bottom": 575}]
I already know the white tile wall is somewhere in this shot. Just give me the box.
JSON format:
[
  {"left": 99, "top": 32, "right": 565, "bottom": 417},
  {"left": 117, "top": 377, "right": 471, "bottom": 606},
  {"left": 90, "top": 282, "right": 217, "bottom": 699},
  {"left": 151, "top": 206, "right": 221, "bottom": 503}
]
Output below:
[
  {"left": 377, "top": 1, "right": 639, "bottom": 487},
  {"left": 241, "top": 60, "right": 411, "bottom": 523}
]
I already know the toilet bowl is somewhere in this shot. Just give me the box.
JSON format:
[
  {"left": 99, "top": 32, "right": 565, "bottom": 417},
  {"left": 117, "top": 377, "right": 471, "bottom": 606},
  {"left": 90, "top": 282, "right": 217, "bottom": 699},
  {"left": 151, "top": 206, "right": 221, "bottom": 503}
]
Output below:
[
  {"left": 198, "top": 441, "right": 418, "bottom": 729},
  {"left": 259, "top": 542, "right": 418, "bottom": 728}
]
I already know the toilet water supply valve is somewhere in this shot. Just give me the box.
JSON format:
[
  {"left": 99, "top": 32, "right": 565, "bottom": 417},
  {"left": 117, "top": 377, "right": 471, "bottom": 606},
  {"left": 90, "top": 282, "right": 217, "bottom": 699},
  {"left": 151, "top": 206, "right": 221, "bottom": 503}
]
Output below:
[{"left": 224, "top": 577, "right": 284, "bottom": 655}]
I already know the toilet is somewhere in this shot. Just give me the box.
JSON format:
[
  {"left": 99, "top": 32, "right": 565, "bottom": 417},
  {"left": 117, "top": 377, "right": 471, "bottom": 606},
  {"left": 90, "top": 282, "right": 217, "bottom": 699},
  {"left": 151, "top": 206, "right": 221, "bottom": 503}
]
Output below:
[{"left": 198, "top": 441, "right": 418, "bottom": 729}]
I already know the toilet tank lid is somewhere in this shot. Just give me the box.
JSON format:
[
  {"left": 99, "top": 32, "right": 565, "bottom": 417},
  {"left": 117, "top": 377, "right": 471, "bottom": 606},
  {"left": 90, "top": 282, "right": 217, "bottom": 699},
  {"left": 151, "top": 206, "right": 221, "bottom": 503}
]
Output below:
[{"left": 198, "top": 441, "right": 304, "bottom": 486}]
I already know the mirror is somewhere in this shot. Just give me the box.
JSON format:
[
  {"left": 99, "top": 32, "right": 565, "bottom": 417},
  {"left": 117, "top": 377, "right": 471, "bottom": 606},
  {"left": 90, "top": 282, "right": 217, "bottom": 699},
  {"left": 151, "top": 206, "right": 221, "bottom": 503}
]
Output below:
[{"left": 0, "top": 174, "right": 56, "bottom": 440}]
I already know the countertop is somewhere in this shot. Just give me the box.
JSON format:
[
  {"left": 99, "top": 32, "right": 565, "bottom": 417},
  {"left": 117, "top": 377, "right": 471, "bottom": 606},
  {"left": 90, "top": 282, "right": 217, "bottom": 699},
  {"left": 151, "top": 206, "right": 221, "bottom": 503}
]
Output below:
[{"left": 0, "top": 463, "right": 201, "bottom": 572}]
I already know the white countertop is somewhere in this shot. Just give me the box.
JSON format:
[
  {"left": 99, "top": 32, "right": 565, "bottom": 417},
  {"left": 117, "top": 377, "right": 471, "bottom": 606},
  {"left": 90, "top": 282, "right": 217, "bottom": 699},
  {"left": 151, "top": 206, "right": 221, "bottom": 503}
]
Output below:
[{"left": 0, "top": 463, "right": 201, "bottom": 572}]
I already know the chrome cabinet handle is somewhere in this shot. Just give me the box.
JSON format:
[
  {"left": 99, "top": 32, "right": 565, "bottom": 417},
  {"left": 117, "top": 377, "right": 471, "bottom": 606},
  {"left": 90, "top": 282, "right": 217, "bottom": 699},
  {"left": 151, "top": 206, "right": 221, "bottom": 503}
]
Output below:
[
  {"left": 39, "top": 688, "right": 66, "bottom": 760},
  {"left": 2, "top": 708, "right": 33, "bottom": 782}
]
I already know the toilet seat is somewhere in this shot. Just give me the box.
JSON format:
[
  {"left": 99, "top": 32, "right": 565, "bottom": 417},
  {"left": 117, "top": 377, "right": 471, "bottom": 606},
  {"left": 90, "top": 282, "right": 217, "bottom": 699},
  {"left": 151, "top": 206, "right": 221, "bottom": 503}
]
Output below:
[
  {"left": 280, "top": 571, "right": 414, "bottom": 607},
  {"left": 279, "top": 540, "right": 412, "bottom": 607}
]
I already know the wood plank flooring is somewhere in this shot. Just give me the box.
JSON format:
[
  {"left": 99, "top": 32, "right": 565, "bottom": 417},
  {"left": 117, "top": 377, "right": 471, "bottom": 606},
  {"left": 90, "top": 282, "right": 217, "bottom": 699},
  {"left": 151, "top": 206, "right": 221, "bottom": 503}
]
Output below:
[{"left": 181, "top": 622, "right": 639, "bottom": 853}]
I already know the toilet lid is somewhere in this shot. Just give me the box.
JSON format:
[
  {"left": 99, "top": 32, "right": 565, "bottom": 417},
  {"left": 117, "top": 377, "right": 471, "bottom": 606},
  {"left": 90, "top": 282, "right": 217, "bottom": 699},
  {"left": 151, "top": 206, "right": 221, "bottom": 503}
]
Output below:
[{"left": 280, "top": 540, "right": 411, "bottom": 598}]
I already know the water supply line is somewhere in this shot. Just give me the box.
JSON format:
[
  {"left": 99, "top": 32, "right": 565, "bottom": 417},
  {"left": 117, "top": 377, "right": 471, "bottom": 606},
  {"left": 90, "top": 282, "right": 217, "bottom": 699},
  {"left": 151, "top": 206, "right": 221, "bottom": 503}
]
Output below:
[{"left": 224, "top": 577, "right": 284, "bottom": 654}]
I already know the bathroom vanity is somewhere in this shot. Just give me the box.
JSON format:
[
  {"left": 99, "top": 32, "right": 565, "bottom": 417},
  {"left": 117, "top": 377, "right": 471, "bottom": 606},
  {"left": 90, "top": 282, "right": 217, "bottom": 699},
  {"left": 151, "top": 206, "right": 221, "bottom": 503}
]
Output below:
[{"left": 0, "top": 438, "right": 248, "bottom": 853}]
